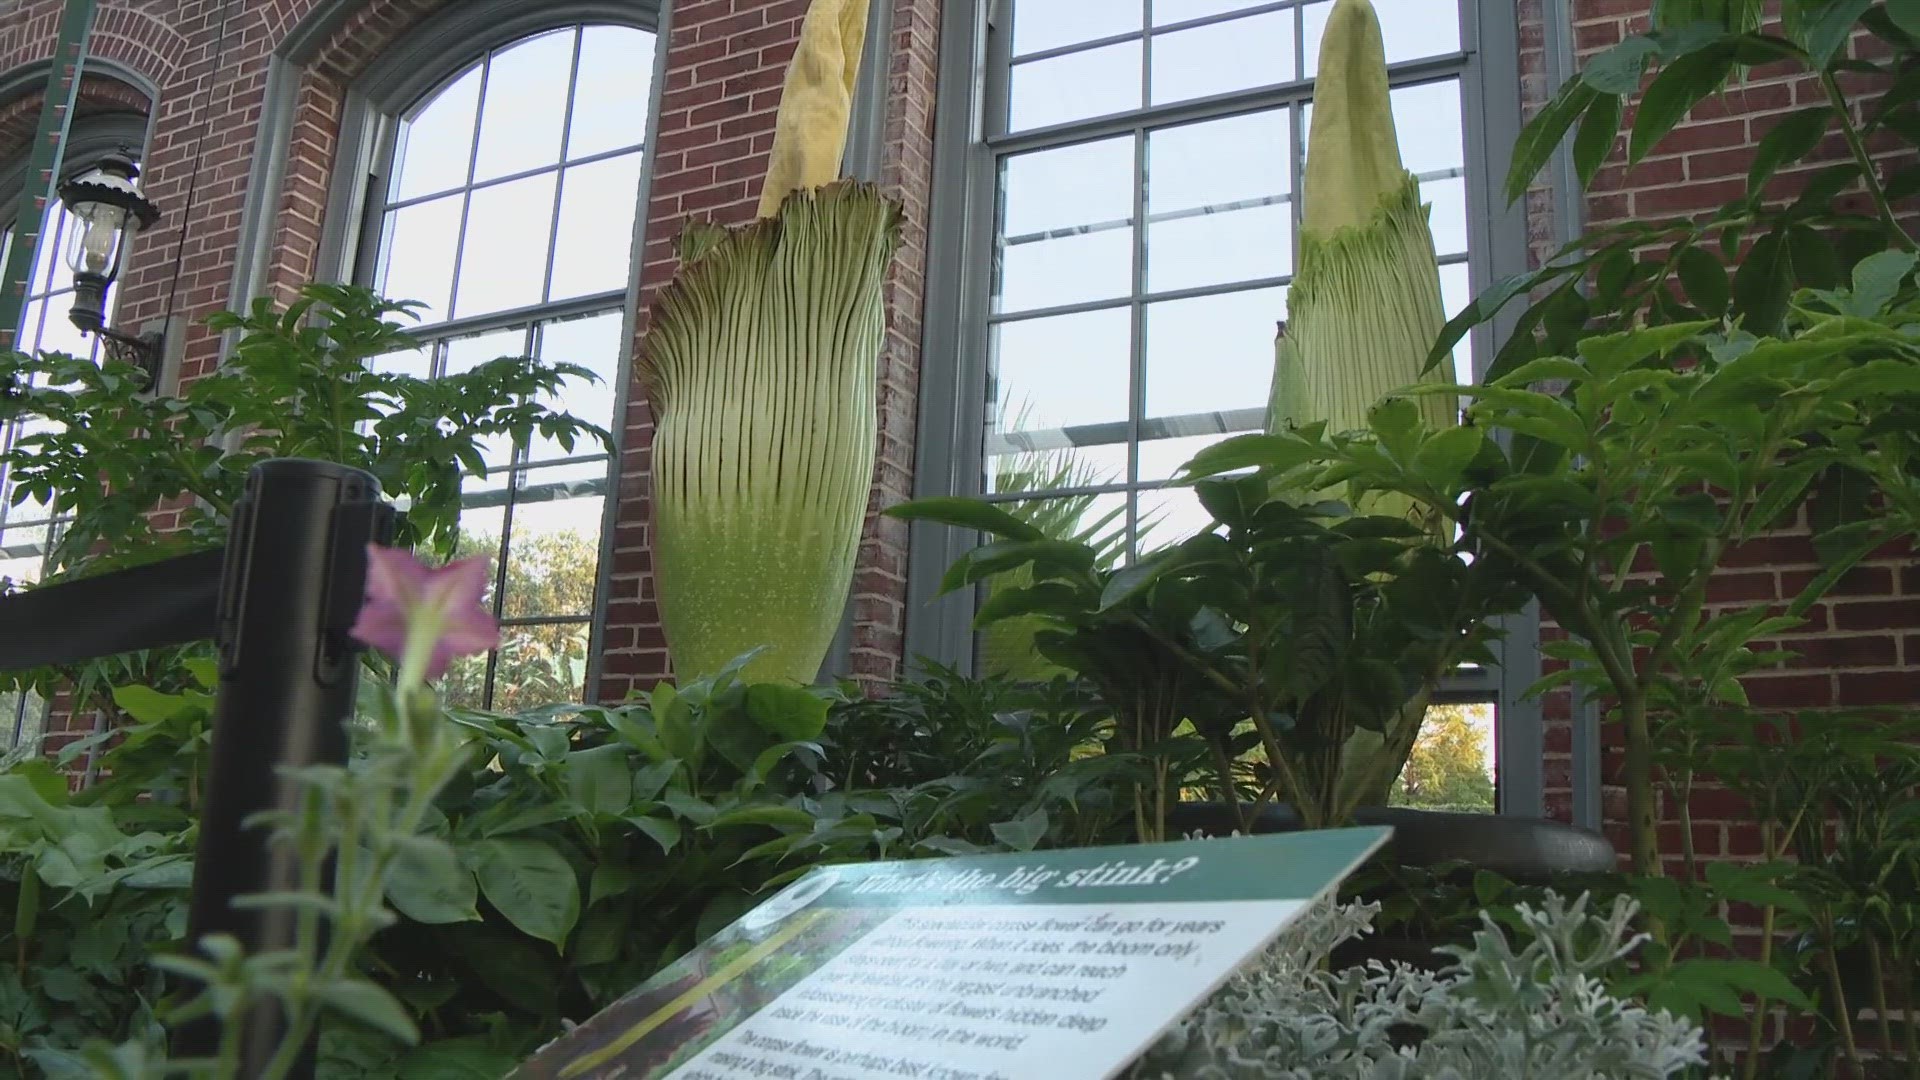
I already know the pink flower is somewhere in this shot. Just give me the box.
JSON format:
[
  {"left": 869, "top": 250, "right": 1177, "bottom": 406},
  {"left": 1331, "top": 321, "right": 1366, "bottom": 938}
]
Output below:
[{"left": 350, "top": 544, "right": 500, "bottom": 683}]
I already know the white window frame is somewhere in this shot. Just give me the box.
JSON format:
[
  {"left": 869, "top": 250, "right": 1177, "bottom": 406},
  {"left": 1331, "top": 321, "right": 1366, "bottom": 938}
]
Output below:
[{"left": 907, "top": 0, "right": 1555, "bottom": 817}]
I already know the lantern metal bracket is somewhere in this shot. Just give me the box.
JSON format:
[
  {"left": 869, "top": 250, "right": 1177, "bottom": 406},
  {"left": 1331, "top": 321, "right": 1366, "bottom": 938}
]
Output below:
[
  {"left": 66, "top": 272, "right": 164, "bottom": 386},
  {"left": 97, "top": 327, "right": 166, "bottom": 385}
]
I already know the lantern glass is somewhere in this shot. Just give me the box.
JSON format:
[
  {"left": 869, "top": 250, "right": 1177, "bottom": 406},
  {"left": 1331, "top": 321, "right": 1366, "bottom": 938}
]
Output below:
[{"left": 64, "top": 200, "right": 130, "bottom": 279}]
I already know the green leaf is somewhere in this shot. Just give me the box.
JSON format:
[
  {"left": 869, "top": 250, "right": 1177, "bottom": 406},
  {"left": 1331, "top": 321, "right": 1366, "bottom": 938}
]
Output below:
[
  {"left": 1846, "top": 249, "right": 1918, "bottom": 315},
  {"left": 590, "top": 865, "right": 643, "bottom": 906},
  {"left": 707, "top": 805, "right": 817, "bottom": 832},
  {"left": 939, "top": 539, "right": 1095, "bottom": 595},
  {"left": 1573, "top": 93, "right": 1623, "bottom": 186},
  {"left": 1682, "top": 957, "right": 1812, "bottom": 1009},
  {"left": 384, "top": 836, "right": 479, "bottom": 924},
  {"left": 468, "top": 838, "right": 580, "bottom": 949},
  {"left": 1732, "top": 230, "right": 1793, "bottom": 333},
  {"left": 661, "top": 790, "right": 719, "bottom": 826},
  {"left": 111, "top": 685, "right": 197, "bottom": 725},
  {"left": 745, "top": 683, "right": 830, "bottom": 741},
  {"left": 1891, "top": 0, "right": 1920, "bottom": 41},
  {"left": 885, "top": 497, "right": 1045, "bottom": 541},
  {"left": 394, "top": 1042, "right": 523, "bottom": 1080},
  {"left": 1801, "top": 0, "right": 1874, "bottom": 67},
  {"left": 1368, "top": 398, "right": 1424, "bottom": 463},
  {"left": 1099, "top": 562, "right": 1166, "bottom": 612},
  {"left": 1411, "top": 426, "right": 1484, "bottom": 487},
  {"left": 1583, "top": 35, "right": 1662, "bottom": 94},
  {"left": 990, "top": 809, "right": 1049, "bottom": 852},
  {"left": 1177, "top": 433, "right": 1323, "bottom": 479},
  {"left": 1194, "top": 476, "right": 1268, "bottom": 529},
  {"left": 627, "top": 815, "right": 682, "bottom": 855},
  {"left": 1749, "top": 107, "right": 1832, "bottom": 192},
  {"left": 1506, "top": 79, "right": 1599, "bottom": 203},
  {"left": 975, "top": 581, "right": 1084, "bottom": 626},
  {"left": 1676, "top": 246, "right": 1730, "bottom": 317},
  {"left": 1630, "top": 47, "right": 1736, "bottom": 163},
  {"left": 631, "top": 758, "right": 679, "bottom": 802},
  {"left": 563, "top": 744, "right": 633, "bottom": 817},
  {"left": 315, "top": 979, "right": 420, "bottom": 1045}
]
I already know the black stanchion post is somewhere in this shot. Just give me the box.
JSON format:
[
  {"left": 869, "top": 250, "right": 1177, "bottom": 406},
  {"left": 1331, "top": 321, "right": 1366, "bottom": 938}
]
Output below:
[{"left": 176, "top": 459, "right": 393, "bottom": 1074}]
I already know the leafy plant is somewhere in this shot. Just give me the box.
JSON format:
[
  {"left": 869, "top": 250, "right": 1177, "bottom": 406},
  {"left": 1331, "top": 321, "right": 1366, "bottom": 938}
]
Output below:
[
  {"left": 820, "top": 663, "right": 1147, "bottom": 851},
  {"left": 1129, "top": 891, "right": 1707, "bottom": 1079},
  {"left": 1449, "top": 0, "right": 1920, "bottom": 380},
  {"left": 890, "top": 469, "right": 1527, "bottom": 837},
  {"left": 980, "top": 403, "right": 1130, "bottom": 680},
  {"left": 0, "top": 284, "right": 609, "bottom": 741},
  {"left": 1183, "top": 289, "right": 1920, "bottom": 876}
]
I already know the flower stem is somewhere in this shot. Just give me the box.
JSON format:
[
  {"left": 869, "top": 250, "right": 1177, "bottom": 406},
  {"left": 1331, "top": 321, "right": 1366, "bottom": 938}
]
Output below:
[{"left": 1823, "top": 70, "right": 1917, "bottom": 253}]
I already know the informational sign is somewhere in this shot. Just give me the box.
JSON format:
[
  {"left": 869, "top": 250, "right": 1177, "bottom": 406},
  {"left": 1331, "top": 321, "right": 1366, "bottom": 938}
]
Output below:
[{"left": 512, "top": 827, "right": 1391, "bottom": 1080}]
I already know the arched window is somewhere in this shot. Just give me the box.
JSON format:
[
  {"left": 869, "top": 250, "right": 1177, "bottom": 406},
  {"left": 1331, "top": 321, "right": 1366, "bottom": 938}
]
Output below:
[
  {"left": 0, "top": 110, "right": 150, "bottom": 749},
  {"left": 353, "top": 21, "right": 657, "bottom": 711}
]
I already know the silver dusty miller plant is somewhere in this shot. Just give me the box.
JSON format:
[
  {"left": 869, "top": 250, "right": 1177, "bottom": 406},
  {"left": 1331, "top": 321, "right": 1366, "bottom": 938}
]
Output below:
[{"left": 1130, "top": 892, "right": 1708, "bottom": 1080}]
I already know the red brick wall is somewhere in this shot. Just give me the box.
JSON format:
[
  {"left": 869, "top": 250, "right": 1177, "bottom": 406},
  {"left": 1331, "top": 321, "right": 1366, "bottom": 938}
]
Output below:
[{"left": 1521, "top": 4, "right": 1919, "bottom": 865}]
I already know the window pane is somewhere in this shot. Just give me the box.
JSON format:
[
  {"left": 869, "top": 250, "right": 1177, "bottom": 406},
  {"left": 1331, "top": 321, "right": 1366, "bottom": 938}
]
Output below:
[
  {"left": 568, "top": 26, "right": 656, "bottom": 160},
  {"left": 990, "top": 307, "right": 1132, "bottom": 441},
  {"left": 455, "top": 488, "right": 508, "bottom": 604},
  {"left": 1146, "top": 110, "right": 1292, "bottom": 292},
  {"left": 996, "top": 139, "right": 1135, "bottom": 312},
  {"left": 531, "top": 311, "right": 625, "bottom": 462},
  {"left": 548, "top": 152, "right": 644, "bottom": 302},
  {"left": 0, "top": 536, "right": 49, "bottom": 588},
  {"left": 33, "top": 208, "right": 65, "bottom": 292},
  {"left": 492, "top": 623, "right": 592, "bottom": 711},
  {"left": 394, "top": 66, "right": 481, "bottom": 201},
  {"left": 14, "top": 298, "right": 49, "bottom": 357},
  {"left": 454, "top": 172, "right": 558, "bottom": 318},
  {"left": 439, "top": 651, "right": 492, "bottom": 710},
  {"left": 31, "top": 300, "right": 92, "bottom": 361},
  {"left": 1440, "top": 261, "right": 1473, "bottom": 385},
  {"left": 445, "top": 327, "right": 531, "bottom": 477},
  {"left": 1008, "top": 41, "right": 1142, "bottom": 131},
  {"left": 997, "top": 231, "right": 1132, "bottom": 312},
  {"left": 1001, "top": 137, "right": 1133, "bottom": 237},
  {"left": 1154, "top": 0, "right": 1267, "bottom": 23},
  {"left": 1011, "top": 0, "right": 1140, "bottom": 56},
  {"left": 1136, "top": 484, "right": 1212, "bottom": 553},
  {"left": 1136, "top": 431, "right": 1238, "bottom": 483},
  {"left": 473, "top": 29, "right": 577, "bottom": 182},
  {"left": 1150, "top": 10, "right": 1294, "bottom": 106},
  {"left": 1424, "top": 174, "right": 1468, "bottom": 255},
  {"left": 375, "top": 194, "right": 463, "bottom": 323},
  {"left": 1303, "top": 0, "right": 1461, "bottom": 72},
  {"left": 1391, "top": 702, "right": 1496, "bottom": 813},
  {"left": 987, "top": 440, "right": 1129, "bottom": 496},
  {"left": 975, "top": 490, "right": 1129, "bottom": 673},
  {"left": 502, "top": 481, "right": 603, "bottom": 620},
  {"left": 1143, "top": 286, "right": 1286, "bottom": 422},
  {"left": 1391, "top": 80, "right": 1465, "bottom": 178}
]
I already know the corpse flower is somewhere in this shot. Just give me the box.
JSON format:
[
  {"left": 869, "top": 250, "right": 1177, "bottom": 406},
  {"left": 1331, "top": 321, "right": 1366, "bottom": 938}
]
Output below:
[{"left": 349, "top": 544, "right": 500, "bottom": 684}]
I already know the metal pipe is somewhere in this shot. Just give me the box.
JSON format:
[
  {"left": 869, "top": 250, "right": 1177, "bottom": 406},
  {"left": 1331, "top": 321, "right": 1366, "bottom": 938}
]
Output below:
[{"left": 175, "top": 459, "right": 393, "bottom": 1075}]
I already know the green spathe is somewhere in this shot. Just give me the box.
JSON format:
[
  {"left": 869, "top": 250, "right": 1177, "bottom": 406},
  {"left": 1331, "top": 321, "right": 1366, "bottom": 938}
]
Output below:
[
  {"left": 1268, "top": 0, "right": 1456, "bottom": 443},
  {"left": 642, "top": 181, "right": 903, "bottom": 685}
]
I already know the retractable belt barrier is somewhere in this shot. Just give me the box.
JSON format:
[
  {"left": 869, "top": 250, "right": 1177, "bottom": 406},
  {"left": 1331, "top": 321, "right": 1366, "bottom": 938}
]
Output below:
[{"left": 0, "top": 459, "right": 395, "bottom": 1080}]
